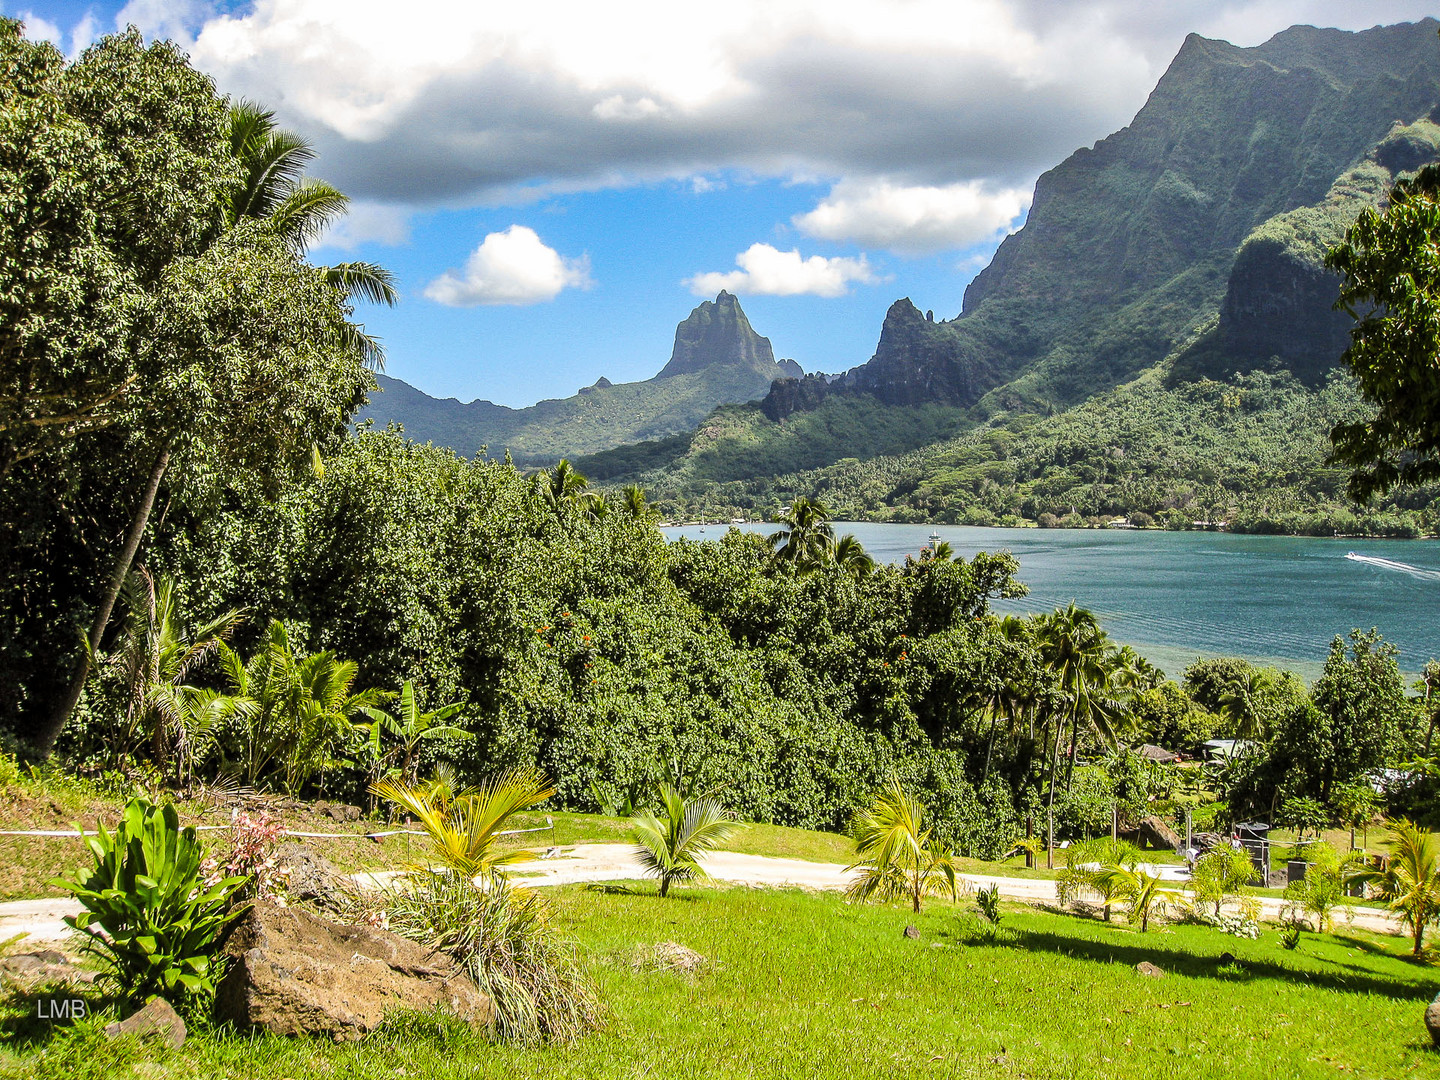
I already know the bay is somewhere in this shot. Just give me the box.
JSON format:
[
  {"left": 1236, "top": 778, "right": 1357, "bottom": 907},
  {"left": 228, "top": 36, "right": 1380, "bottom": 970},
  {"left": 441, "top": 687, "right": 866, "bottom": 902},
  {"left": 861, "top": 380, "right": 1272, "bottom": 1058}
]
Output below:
[{"left": 661, "top": 522, "right": 1440, "bottom": 682}]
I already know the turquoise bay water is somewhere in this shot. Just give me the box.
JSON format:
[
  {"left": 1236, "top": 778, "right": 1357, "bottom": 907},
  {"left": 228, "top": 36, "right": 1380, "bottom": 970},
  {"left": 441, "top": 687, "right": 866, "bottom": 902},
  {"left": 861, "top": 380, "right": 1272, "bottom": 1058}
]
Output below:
[{"left": 661, "top": 523, "right": 1440, "bottom": 682}]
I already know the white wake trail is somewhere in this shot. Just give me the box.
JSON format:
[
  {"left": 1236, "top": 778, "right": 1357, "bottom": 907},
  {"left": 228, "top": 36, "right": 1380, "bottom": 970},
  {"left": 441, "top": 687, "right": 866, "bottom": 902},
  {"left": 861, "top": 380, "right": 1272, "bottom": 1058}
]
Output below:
[{"left": 1344, "top": 552, "right": 1440, "bottom": 581}]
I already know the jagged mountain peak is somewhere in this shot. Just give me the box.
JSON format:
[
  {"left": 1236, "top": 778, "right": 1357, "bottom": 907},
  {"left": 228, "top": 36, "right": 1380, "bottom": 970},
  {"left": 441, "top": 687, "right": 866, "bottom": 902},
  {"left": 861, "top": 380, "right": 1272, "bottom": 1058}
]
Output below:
[{"left": 659, "top": 291, "right": 790, "bottom": 378}]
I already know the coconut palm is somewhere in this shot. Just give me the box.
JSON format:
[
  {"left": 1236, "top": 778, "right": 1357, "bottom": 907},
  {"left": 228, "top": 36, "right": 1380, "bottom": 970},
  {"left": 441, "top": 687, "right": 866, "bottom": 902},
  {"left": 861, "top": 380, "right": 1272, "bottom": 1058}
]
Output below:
[
  {"left": 106, "top": 568, "right": 246, "bottom": 777},
  {"left": 768, "top": 496, "right": 834, "bottom": 569},
  {"left": 1090, "top": 864, "right": 1182, "bottom": 932},
  {"left": 631, "top": 783, "right": 743, "bottom": 898},
  {"left": 541, "top": 459, "right": 589, "bottom": 513},
  {"left": 846, "top": 780, "right": 959, "bottom": 914},
  {"left": 1218, "top": 666, "right": 1283, "bottom": 741},
  {"left": 1348, "top": 819, "right": 1440, "bottom": 956},
  {"left": 373, "top": 766, "right": 556, "bottom": 881},
  {"left": 621, "top": 484, "right": 652, "bottom": 521},
  {"left": 829, "top": 534, "right": 876, "bottom": 579}
]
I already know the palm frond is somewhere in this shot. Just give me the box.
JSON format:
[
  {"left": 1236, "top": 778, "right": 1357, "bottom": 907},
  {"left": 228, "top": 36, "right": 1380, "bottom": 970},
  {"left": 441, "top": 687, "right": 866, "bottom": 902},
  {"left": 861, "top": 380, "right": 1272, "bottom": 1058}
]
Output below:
[{"left": 324, "top": 261, "right": 398, "bottom": 306}]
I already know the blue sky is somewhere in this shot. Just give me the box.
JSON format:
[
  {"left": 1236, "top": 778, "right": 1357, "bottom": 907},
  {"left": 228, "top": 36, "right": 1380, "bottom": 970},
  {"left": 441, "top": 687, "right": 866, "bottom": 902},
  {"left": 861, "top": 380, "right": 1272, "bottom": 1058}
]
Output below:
[{"left": 7, "top": 0, "right": 1437, "bottom": 407}]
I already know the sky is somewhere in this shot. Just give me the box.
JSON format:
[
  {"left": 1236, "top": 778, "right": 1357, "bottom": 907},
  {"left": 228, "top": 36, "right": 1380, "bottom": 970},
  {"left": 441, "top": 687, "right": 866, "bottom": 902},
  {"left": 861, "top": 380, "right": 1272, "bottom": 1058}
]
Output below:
[{"left": 6, "top": 1, "right": 1438, "bottom": 407}]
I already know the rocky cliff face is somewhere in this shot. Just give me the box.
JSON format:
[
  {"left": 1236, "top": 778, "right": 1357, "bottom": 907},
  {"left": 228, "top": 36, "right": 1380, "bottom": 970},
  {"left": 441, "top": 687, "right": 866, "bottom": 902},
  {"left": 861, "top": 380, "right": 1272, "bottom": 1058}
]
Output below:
[
  {"left": 659, "top": 290, "right": 796, "bottom": 378},
  {"left": 772, "top": 19, "right": 1440, "bottom": 420},
  {"left": 839, "top": 300, "right": 999, "bottom": 408},
  {"left": 1216, "top": 115, "right": 1440, "bottom": 383}
]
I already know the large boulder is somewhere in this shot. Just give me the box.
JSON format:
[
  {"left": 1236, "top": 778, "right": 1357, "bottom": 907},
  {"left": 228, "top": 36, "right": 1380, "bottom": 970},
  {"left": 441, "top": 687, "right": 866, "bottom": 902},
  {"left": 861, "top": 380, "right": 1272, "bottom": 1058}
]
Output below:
[
  {"left": 1425, "top": 992, "right": 1440, "bottom": 1047},
  {"left": 214, "top": 902, "right": 491, "bottom": 1039},
  {"left": 274, "top": 843, "right": 352, "bottom": 911}
]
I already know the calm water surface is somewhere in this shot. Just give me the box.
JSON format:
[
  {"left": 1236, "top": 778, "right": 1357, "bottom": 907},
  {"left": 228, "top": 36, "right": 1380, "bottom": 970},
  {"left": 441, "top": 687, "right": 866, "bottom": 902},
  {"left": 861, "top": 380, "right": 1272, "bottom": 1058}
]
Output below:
[{"left": 662, "top": 523, "right": 1440, "bottom": 681}]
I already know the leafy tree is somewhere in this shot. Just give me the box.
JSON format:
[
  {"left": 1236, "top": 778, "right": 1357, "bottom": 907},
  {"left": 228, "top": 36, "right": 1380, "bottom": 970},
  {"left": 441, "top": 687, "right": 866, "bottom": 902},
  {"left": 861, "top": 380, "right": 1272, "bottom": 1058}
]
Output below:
[
  {"left": 845, "top": 780, "right": 959, "bottom": 914},
  {"left": 1324, "top": 163, "right": 1440, "bottom": 500},
  {"left": 631, "top": 782, "right": 743, "bottom": 898},
  {"left": 0, "top": 26, "right": 392, "bottom": 756},
  {"left": 1348, "top": 819, "right": 1440, "bottom": 956}
]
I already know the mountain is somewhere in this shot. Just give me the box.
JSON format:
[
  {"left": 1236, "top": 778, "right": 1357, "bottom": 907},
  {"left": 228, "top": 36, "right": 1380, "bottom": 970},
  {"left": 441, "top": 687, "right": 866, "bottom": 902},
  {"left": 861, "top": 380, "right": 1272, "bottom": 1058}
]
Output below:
[
  {"left": 579, "top": 20, "right": 1440, "bottom": 533},
  {"left": 758, "top": 19, "right": 1440, "bottom": 422},
  {"left": 361, "top": 291, "right": 801, "bottom": 465}
]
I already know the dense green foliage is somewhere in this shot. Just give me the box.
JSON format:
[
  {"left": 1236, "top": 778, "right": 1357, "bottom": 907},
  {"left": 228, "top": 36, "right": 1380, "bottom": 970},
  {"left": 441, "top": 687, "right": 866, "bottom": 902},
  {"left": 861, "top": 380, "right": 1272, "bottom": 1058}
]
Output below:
[
  {"left": 624, "top": 367, "right": 1435, "bottom": 535},
  {"left": 1325, "top": 162, "right": 1440, "bottom": 500},
  {"left": 49, "top": 797, "right": 248, "bottom": 1006}
]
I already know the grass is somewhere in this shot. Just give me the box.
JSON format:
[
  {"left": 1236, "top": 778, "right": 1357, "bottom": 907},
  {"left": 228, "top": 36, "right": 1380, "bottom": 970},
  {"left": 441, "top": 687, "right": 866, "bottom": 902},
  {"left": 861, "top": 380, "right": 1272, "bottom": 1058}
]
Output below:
[{"left": 2, "top": 883, "right": 1436, "bottom": 1078}]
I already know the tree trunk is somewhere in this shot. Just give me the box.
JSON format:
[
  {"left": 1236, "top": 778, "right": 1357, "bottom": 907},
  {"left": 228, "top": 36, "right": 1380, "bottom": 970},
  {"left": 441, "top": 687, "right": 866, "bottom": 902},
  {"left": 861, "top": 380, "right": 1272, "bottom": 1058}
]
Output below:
[{"left": 35, "top": 447, "right": 171, "bottom": 758}]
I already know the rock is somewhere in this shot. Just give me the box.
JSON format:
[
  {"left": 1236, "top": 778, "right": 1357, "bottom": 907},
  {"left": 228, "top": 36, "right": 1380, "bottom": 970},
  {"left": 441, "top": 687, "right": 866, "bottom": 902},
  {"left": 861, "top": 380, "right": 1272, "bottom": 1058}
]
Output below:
[
  {"left": 1219, "top": 951, "right": 1236, "bottom": 965},
  {"left": 326, "top": 803, "right": 363, "bottom": 823},
  {"left": 903, "top": 925, "right": 921, "bottom": 940},
  {"left": 104, "top": 997, "right": 186, "bottom": 1048},
  {"left": 1425, "top": 992, "right": 1440, "bottom": 1047},
  {"left": 657, "top": 290, "right": 781, "bottom": 378},
  {"left": 274, "top": 843, "right": 352, "bottom": 911},
  {"left": 1136, "top": 962, "right": 1165, "bottom": 978},
  {"left": 214, "top": 902, "right": 492, "bottom": 1039},
  {"left": 1137, "top": 815, "right": 1183, "bottom": 852}
]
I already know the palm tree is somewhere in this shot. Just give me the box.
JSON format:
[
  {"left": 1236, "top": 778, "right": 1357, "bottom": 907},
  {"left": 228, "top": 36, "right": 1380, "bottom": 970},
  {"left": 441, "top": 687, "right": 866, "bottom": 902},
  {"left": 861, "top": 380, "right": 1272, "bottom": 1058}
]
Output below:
[
  {"left": 1090, "top": 864, "right": 1181, "bottom": 933},
  {"left": 106, "top": 568, "right": 246, "bottom": 778},
  {"left": 283, "top": 651, "right": 389, "bottom": 795},
  {"left": 1218, "top": 666, "right": 1282, "bottom": 741},
  {"left": 373, "top": 766, "right": 556, "bottom": 881},
  {"left": 631, "top": 783, "right": 744, "bottom": 897},
  {"left": 1034, "top": 603, "right": 1128, "bottom": 804},
  {"left": 829, "top": 534, "right": 876, "bottom": 580},
  {"left": 1348, "top": 819, "right": 1440, "bottom": 956},
  {"left": 845, "top": 780, "right": 958, "bottom": 914},
  {"left": 358, "top": 681, "right": 471, "bottom": 792},
  {"left": 227, "top": 101, "right": 397, "bottom": 364},
  {"left": 541, "top": 459, "right": 589, "bottom": 513},
  {"left": 621, "top": 485, "right": 652, "bottom": 521},
  {"left": 768, "top": 496, "right": 834, "bottom": 570}
]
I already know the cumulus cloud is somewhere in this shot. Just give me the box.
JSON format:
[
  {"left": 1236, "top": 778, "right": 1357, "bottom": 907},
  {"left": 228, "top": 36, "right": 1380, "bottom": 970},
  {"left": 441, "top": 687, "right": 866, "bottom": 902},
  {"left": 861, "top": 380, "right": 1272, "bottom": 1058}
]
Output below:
[
  {"left": 314, "top": 200, "right": 414, "bottom": 252},
  {"left": 795, "top": 178, "right": 1031, "bottom": 254},
  {"left": 424, "top": 225, "right": 592, "bottom": 307},
  {"left": 45, "top": 1, "right": 1440, "bottom": 212},
  {"left": 685, "top": 244, "right": 880, "bottom": 298}
]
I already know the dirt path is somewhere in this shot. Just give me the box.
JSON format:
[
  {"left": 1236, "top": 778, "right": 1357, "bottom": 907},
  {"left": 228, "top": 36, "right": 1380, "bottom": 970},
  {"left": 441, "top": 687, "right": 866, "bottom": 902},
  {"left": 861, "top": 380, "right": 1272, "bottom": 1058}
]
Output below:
[{"left": 1, "top": 843, "right": 1399, "bottom": 943}]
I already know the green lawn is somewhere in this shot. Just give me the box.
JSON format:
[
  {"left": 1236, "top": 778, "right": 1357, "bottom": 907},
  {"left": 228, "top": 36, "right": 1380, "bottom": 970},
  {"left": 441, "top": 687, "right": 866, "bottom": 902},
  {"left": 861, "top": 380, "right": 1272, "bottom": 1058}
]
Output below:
[{"left": 3, "top": 884, "right": 1436, "bottom": 1079}]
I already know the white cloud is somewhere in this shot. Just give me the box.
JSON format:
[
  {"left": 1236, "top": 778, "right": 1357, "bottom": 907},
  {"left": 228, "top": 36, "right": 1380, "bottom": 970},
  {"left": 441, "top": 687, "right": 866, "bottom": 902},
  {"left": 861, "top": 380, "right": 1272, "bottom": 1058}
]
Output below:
[
  {"left": 16, "top": 11, "right": 63, "bottom": 48},
  {"left": 685, "top": 243, "right": 879, "bottom": 298},
  {"left": 32, "top": 1, "right": 1440, "bottom": 210},
  {"left": 423, "top": 225, "right": 592, "bottom": 307},
  {"left": 314, "top": 200, "right": 413, "bottom": 252},
  {"left": 795, "top": 178, "right": 1030, "bottom": 254}
]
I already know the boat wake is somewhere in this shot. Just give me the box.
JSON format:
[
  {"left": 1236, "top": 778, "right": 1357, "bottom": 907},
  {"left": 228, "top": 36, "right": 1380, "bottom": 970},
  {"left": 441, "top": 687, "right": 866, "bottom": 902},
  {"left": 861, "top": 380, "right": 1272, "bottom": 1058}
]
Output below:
[{"left": 1344, "top": 552, "right": 1440, "bottom": 581}]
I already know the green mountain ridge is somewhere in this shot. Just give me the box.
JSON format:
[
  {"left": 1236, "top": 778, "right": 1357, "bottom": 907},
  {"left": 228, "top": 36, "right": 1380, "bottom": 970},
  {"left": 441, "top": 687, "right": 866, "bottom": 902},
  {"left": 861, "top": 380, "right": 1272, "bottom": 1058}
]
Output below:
[
  {"left": 360, "top": 291, "right": 801, "bottom": 465},
  {"left": 571, "top": 21, "right": 1440, "bottom": 532}
]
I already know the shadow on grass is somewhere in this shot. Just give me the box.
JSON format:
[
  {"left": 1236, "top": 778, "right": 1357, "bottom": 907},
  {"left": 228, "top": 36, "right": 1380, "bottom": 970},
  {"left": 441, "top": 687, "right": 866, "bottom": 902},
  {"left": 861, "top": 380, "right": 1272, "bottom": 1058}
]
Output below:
[
  {"left": 1007, "top": 928, "right": 1436, "bottom": 1001},
  {"left": 0, "top": 985, "right": 116, "bottom": 1052}
]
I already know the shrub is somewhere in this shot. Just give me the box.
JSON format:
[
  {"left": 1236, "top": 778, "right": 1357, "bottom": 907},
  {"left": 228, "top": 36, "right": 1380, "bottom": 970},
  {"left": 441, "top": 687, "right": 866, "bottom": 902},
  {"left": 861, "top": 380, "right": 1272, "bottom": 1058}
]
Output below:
[
  {"left": 205, "top": 810, "right": 288, "bottom": 902},
  {"left": 49, "top": 798, "right": 248, "bottom": 1006},
  {"left": 372, "top": 872, "right": 602, "bottom": 1044},
  {"left": 975, "top": 884, "right": 1002, "bottom": 925}
]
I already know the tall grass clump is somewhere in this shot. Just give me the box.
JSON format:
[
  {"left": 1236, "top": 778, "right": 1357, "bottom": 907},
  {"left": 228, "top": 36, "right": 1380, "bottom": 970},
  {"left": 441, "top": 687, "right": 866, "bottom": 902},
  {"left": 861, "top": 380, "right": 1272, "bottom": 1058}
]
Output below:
[
  {"left": 368, "top": 766, "right": 602, "bottom": 1043},
  {"left": 376, "top": 872, "right": 602, "bottom": 1044}
]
